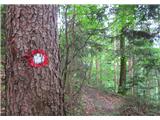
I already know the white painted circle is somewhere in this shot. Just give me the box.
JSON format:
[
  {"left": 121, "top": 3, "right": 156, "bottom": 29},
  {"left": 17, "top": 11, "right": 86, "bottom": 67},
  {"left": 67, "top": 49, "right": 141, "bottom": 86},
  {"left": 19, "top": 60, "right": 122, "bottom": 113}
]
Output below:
[{"left": 33, "top": 53, "right": 45, "bottom": 64}]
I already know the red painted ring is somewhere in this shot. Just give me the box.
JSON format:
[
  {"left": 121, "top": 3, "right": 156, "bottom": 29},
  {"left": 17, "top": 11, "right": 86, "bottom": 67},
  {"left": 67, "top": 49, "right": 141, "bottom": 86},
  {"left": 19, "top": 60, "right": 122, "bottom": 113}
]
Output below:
[{"left": 28, "top": 49, "right": 48, "bottom": 67}]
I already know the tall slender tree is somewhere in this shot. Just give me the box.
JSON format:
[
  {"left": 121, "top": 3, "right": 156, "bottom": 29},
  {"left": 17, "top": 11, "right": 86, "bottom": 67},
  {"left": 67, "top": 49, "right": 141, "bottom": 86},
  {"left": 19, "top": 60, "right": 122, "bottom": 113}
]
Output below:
[
  {"left": 5, "top": 5, "right": 64, "bottom": 115},
  {"left": 118, "top": 34, "right": 127, "bottom": 94}
]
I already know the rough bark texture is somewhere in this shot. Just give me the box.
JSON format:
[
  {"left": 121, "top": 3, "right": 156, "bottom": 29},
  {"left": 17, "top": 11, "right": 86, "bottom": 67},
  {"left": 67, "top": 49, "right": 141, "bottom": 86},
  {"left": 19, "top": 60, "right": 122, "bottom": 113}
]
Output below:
[{"left": 5, "top": 5, "right": 64, "bottom": 115}]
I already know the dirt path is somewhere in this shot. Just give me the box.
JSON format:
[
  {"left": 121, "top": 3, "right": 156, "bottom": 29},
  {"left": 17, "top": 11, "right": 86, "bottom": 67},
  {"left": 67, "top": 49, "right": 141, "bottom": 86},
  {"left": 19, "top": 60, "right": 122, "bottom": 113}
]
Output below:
[{"left": 81, "top": 86, "right": 126, "bottom": 115}]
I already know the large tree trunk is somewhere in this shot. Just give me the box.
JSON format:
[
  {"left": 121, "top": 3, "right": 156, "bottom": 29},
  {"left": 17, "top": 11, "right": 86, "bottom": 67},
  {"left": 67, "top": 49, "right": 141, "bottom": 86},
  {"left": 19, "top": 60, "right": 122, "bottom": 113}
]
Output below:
[
  {"left": 118, "top": 35, "right": 127, "bottom": 94},
  {"left": 5, "top": 5, "right": 64, "bottom": 115}
]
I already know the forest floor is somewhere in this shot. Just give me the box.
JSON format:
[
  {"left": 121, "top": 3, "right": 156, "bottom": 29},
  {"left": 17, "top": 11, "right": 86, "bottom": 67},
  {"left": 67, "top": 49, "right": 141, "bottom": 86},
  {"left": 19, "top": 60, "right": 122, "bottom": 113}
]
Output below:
[
  {"left": 80, "top": 86, "right": 160, "bottom": 116},
  {"left": 1, "top": 85, "right": 160, "bottom": 115},
  {"left": 81, "top": 86, "right": 126, "bottom": 115}
]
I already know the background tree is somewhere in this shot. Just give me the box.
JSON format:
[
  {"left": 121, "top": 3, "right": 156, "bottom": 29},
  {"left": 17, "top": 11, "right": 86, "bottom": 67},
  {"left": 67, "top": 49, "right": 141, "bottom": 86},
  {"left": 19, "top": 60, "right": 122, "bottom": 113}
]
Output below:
[{"left": 5, "top": 5, "right": 64, "bottom": 115}]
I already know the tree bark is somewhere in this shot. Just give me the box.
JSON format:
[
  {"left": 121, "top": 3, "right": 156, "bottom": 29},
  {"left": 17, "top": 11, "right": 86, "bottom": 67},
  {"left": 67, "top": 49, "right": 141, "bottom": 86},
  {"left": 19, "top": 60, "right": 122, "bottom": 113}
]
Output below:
[
  {"left": 156, "top": 70, "right": 160, "bottom": 102},
  {"left": 128, "top": 57, "right": 134, "bottom": 95},
  {"left": 113, "top": 39, "right": 118, "bottom": 93},
  {"left": 96, "top": 55, "right": 100, "bottom": 85},
  {"left": 118, "top": 35, "right": 127, "bottom": 94},
  {"left": 88, "top": 58, "right": 93, "bottom": 84},
  {"left": 63, "top": 6, "right": 69, "bottom": 87},
  {"left": 5, "top": 5, "right": 64, "bottom": 115}
]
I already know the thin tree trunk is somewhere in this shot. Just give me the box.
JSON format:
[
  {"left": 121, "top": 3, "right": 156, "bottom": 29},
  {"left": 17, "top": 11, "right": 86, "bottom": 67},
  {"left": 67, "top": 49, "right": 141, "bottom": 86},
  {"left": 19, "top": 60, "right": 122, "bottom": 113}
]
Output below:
[
  {"left": 118, "top": 35, "right": 127, "bottom": 94},
  {"left": 96, "top": 55, "right": 100, "bottom": 85},
  {"left": 69, "top": 5, "right": 76, "bottom": 107},
  {"left": 87, "top": 58, "right": 93, "bottom": 84},
  {"left": 143, "top": 70, "right": 151, "bottom": 99},
  {"left": 156, "top": 70, "right": 160, "bottom": 102},
  {"left": 63, "top": 6, "right": 76, "bottom": 113},
  {"left": 128, "top": 58, "right": 132, "bottom": 79},
  {"left": 128, "top": 57, "right": 134, "bottom": 95},
  {"left": 147, "top": 72, "right": 151, "bottom": 100},
  {"left": 5, "top": 5, "right": 64, "bottom": 115},
  {"left": 113, "top": 39, "right": 118, "bottom": 92},
  {"left": 63, "top": 6, "right": 69, "bottom": 87},
  {"left": 114, "top": 62, "right": 118, "bottom": 92}
]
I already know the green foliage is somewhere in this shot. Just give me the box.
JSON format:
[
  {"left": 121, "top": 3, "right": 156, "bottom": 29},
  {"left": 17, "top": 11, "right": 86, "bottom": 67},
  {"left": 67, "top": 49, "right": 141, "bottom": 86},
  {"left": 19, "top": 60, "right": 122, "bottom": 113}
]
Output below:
[
  {"left": 60, "top": 5, "right": 160, "bottom": 103},
  {"left": 111, "top": 5, "right": 136, "bottom": 34}
]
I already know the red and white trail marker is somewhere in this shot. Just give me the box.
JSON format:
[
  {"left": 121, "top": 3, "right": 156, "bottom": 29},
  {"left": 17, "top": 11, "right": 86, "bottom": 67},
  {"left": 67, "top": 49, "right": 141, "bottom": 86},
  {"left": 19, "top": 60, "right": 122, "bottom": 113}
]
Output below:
[{"left": 28, "top": 49, "right": 48, "bottom": 67}]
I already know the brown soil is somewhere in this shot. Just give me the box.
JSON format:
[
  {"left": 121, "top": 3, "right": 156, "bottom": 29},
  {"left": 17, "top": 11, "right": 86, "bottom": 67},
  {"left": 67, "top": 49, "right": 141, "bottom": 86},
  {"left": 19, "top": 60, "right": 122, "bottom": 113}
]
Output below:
[{"left": 81, "top": 86, "right": 126, "bottom": 115}]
